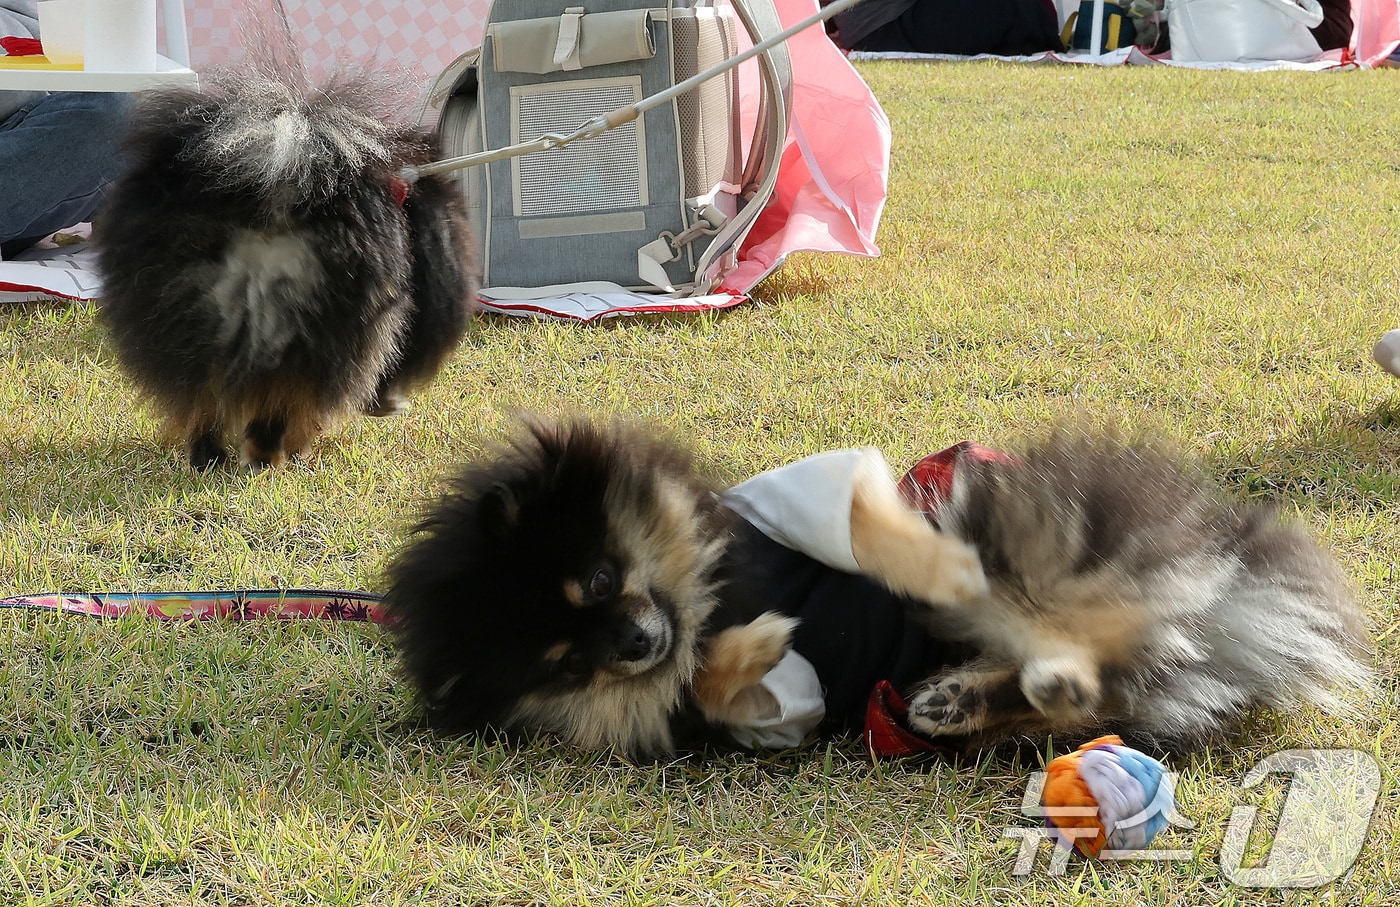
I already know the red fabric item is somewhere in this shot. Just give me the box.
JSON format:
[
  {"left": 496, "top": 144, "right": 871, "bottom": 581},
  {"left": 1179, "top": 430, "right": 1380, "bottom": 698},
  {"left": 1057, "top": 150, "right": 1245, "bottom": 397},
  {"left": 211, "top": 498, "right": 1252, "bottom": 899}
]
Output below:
[
  {"left": 864, "top": 680, "right": 946, "bottom": 758},
  {"left": 897, "top": 440, "right": 1015, "bottom": 513},
  {"left": 1, "top": 36, "right": 44, "bottom": 56}
]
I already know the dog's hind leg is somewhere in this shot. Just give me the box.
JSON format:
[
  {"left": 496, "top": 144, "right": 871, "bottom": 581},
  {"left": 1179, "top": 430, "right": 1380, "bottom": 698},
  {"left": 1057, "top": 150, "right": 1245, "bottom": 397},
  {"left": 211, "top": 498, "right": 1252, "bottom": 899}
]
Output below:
[
  {"left": 849, "top": 451, "right": 988, "bottom": 606},
  {"left": 241, "top": 413, "right": 288, "bottom": 470},
  {"left": 177, "top": 399, "right": 228, "bottom": 470},
  {"left": 364, "top": 375, "right": 411, "bottom": 418},
  {"left": 909, "top": 658, "right": 1061, "bottom": 744},
  {"left": 278, "top": 401, "right": 321, "bottom": 463},
  {"left": 239, "top": 394, "right": 321, "bottom": 470},
  {"left": 907, "top": 658, "right": 1022, "bottom": 737},
  {"left": 908, "top": 655, "right": 1102, "bottom": 745},
  {"left": 188, "top": 426, "right": 229, "bottom": 470}
]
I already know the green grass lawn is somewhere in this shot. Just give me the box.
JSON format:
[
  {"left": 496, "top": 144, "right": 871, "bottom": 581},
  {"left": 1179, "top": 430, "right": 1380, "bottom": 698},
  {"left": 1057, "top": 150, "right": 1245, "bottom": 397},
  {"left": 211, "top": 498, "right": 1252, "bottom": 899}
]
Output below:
[{"left": 2, "top": 61, "right": 1398, "bottom": 905}]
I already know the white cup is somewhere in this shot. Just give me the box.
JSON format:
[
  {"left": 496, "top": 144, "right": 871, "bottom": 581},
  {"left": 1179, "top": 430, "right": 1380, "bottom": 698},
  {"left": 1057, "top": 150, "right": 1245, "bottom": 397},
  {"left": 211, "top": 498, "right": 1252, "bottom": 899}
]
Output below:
[
  {"left": 36, "top": 0, "right": 86, "bottom": 65},
  {"left": 83, "top": 0, "right": 159, "bottom": 73}
]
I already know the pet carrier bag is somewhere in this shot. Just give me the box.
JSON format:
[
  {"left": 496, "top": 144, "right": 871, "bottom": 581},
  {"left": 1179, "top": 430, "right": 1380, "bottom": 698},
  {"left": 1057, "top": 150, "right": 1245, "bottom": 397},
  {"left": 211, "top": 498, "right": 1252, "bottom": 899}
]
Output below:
[{"left": 415, "top": 0, "right": 793, "bottom": 296}]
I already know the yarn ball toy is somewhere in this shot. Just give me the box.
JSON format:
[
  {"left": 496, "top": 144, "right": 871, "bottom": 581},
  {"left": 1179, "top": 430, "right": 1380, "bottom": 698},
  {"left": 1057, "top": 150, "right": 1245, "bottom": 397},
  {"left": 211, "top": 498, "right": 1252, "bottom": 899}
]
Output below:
[{"left": 1040, "top": 735, "right": 1174, "bottom": 857}]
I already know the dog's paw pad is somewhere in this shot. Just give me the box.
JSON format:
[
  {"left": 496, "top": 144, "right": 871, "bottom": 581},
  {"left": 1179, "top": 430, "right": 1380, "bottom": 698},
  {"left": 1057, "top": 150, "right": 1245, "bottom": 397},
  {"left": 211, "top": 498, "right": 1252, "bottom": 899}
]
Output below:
[
  {"left": 908, "top": 677, "right": 984, "bottom": 736},
  {"left": 917, "top": 679, "right": 961, "bottom": 709}
]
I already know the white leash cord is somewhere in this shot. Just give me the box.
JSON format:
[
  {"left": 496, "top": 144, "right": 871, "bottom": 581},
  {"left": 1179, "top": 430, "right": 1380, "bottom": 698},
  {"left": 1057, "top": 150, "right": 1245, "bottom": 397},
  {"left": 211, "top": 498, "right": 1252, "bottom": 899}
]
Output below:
[{"left": 399, "top": 0, "right": 866, "bottom": 183}]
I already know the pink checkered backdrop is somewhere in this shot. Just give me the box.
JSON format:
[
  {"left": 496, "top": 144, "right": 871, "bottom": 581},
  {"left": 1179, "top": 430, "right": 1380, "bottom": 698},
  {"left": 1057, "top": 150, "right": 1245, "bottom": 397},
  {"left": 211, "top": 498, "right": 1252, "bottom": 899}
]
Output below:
[{"left": 171, "top": 0, "right": 491, "bottom": 80}]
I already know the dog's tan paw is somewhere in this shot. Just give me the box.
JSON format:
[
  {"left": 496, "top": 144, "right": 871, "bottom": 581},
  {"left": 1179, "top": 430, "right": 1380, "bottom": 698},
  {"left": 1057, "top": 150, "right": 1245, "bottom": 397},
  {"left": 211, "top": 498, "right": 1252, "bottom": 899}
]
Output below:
[
  {"left": 908, "top": 674, "right": 986, "bottom": 737},
  {"left": 849, "top": 458, "right": 988, "bottom": 606},
  {"left": 1020, "top": 656, "right": 1101, "bottom": 723},
  {"left": 920, "top": 534, "right": 989, "bottom": 604},
  {"left": 692, "top": 612, "right": 797, "bottom": 719},
  {"left": 738, "top": 611, "right": 798, "bottom": 673}
]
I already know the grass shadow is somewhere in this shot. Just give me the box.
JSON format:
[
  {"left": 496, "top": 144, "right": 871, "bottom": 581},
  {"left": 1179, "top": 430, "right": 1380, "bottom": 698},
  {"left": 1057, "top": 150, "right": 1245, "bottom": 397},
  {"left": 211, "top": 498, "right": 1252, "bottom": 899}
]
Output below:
[
  {"left": 2, "top": 434, "right": 216, "bottom": 515},
  {"left": 1211, "top": 400, "right": 1400, "bottom": 512},
  {"left": 749, "top": 262, "right": 842, "bottom": 303}
]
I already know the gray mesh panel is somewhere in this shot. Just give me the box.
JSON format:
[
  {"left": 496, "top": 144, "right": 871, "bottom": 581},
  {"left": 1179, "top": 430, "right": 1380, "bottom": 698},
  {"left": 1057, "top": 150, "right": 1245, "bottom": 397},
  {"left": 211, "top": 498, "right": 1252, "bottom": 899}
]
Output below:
[
  {"left": 672, "top": 12, "right": 740, "bottom": 198},
  {"left": 513, "top": 82, "right": 643, "bottom": 217}
]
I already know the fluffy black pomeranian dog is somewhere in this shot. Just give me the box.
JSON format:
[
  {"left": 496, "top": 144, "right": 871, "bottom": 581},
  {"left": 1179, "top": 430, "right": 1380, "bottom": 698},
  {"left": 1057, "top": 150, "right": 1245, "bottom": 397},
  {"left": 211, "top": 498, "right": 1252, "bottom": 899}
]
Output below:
[
  {"left": 96, "top": 62, "right": 477, "bottom": 470},
  {"left": 383, "top": 416, "right": 1371, "bottom": 759}
]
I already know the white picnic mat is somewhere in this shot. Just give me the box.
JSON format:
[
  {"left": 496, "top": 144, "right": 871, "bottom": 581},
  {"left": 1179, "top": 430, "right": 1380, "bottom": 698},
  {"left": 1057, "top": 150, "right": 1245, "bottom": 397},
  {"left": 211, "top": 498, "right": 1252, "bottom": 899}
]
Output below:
[{"left": 0, "top": 228, "right": 100, "bottom": 304}]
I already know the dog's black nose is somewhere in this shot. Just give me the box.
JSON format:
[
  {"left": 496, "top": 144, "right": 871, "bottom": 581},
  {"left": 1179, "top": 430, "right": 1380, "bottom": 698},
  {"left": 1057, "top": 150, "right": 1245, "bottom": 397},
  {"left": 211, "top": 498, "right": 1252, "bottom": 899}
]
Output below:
[{"left": 616, "top": 624, "right": 654, "bottom": 662}]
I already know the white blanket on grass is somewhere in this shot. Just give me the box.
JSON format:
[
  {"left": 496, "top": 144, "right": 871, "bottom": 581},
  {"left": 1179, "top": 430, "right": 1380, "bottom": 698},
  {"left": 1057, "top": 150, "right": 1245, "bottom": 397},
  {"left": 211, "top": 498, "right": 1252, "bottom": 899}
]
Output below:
[
  {"left": 0, "top": 238, "right": 750, "bottom": 319},
  {"left": 0, "top": 235, "right": 101, "bottom": 304}
]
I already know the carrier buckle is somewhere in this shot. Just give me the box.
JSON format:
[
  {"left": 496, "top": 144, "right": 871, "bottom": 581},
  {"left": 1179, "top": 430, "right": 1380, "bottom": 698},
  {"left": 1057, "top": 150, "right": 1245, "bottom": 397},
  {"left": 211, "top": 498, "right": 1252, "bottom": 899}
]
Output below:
[{"left": 636, "top": 206, "right": 728, "bottom": 291}]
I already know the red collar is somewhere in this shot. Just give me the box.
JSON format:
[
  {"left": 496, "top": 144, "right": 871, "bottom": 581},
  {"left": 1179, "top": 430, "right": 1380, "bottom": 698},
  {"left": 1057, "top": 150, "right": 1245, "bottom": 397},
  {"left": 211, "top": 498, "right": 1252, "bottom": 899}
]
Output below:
[{"left": 388, "top": 176, "right": 409, "bottom": 207}]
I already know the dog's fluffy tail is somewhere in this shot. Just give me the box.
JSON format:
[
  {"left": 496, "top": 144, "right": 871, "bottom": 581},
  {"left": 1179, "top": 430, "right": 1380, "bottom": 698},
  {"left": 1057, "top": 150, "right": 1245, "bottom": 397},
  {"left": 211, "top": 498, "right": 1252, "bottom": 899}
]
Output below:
[
  {"left": 161, "top": 67, "right": 411, "bottom": 207},
  {"left": 111, "top": 58, "right": 438, "bottom": 387},
  {"left": 96, "top": 22, "right": 475, "bottom": 469}
]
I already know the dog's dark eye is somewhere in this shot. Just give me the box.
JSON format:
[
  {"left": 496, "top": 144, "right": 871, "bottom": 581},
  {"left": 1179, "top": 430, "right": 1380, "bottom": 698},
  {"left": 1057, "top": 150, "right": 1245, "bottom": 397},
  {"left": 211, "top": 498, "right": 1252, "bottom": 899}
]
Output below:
[
  {"left": 562, "top": 650, "right": 590, "bottom": 677},
  {"left": 588, "top": 566, "right": 615, "bottom": 600}
]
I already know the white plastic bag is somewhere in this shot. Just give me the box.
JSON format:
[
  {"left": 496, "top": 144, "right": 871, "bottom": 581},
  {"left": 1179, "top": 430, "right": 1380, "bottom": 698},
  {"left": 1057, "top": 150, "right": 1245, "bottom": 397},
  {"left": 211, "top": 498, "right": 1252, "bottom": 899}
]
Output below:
[{"left": 1167, "top": 0, "right": 1323, "bottom": 61}]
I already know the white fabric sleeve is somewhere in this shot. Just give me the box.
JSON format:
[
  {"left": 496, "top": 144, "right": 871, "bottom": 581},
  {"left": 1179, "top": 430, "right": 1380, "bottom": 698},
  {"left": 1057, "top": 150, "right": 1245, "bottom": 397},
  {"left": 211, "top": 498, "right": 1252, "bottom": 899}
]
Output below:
[
  {"left": 725, "top": 650, "right": 826, "bottom": 750},
  {"left": 720, "top": 447, "right": 888, "bottom": 574}
]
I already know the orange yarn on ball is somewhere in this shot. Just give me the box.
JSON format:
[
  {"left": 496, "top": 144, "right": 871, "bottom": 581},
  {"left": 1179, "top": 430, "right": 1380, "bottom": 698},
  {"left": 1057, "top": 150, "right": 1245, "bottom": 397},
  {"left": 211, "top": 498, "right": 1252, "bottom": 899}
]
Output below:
[
  {"left": 1041, "top": 735, "right": 1123, "bottom": 856},
  {"left": 1040, "top": 734, "right": 1174, "bottom": 859}
]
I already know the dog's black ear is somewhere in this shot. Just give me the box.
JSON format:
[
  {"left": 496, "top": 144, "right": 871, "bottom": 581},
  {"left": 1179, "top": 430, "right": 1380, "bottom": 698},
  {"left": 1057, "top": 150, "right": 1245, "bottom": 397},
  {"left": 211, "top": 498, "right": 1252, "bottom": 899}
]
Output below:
[{"left": 478, "top": 481, "right": 521, "bottom": 538}]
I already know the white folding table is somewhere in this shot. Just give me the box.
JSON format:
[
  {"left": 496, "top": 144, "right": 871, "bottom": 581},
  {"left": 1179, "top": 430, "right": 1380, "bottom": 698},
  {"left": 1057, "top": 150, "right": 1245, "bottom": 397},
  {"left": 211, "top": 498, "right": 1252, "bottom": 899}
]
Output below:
[{"left": 0, "top": 0, "right": 197, "bottom": 92}]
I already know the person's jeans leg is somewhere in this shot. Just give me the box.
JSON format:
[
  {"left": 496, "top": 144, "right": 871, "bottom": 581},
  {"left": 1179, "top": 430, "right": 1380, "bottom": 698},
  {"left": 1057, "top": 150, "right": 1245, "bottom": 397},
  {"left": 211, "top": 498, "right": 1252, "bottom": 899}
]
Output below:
[{"left": 0, "top": 91, "right": 131, "bottom": 256}]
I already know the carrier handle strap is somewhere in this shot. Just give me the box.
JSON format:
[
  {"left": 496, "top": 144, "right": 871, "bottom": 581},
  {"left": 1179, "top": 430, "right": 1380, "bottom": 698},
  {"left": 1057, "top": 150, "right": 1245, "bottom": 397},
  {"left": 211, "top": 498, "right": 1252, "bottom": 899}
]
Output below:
[
  {"left": 690, "top": 0, "right": 794, "bottom": 293},
  {"left": 729, "top": 0, "right": 793, "bottom": 200},
  {"left": 400, "top": 0, "right": 862, "bottom": 184}
]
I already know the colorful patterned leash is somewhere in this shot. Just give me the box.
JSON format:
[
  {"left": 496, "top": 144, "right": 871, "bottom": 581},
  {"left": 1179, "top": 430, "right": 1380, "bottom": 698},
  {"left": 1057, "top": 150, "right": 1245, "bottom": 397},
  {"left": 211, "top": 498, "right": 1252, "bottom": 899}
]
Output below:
[{"left": 0, "top": 589, "right": 389, "bottom": 623}]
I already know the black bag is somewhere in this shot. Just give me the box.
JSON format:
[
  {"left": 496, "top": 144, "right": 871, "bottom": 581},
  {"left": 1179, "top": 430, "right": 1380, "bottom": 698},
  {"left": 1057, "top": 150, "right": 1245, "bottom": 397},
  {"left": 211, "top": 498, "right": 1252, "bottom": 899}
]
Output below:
[{"left": 1061, "top": 0, "right": 1139, "bottom": 51}]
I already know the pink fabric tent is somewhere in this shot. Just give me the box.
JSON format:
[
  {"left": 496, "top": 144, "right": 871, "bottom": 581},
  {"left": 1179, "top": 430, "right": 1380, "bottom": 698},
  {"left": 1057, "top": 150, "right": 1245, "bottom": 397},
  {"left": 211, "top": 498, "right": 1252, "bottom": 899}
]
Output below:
[{"left": 1353, "top": 0, "right": 1400, "bottom": 62}]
